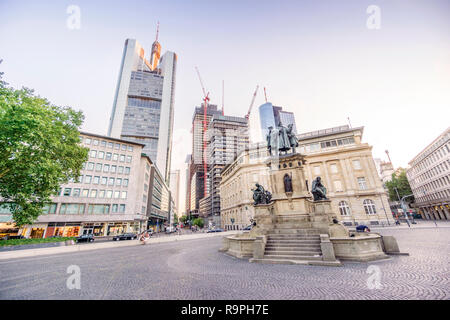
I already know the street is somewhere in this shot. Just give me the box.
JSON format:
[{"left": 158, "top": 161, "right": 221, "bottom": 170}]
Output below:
[{"left": 0, "top": 226, "right": 449, "bottom": 300}]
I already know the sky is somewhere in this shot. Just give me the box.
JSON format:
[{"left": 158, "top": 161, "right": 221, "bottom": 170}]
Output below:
[{"left": 1, "top": 0, "right": 449, "bottom": 212}]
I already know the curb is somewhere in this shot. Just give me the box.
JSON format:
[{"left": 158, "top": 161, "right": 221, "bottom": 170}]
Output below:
[{"left": 0, "top": 231, "right": 240, "bottom": 261}]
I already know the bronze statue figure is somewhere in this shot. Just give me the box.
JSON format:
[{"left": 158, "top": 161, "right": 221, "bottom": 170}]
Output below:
[
  {"left": 278, "top": 122, "right": 291, "bottom": 154},
  {"left": 283, "top": 173, "right": 293, "bottom": 193},
  {"left": 266, "top": 126, "right": 273, "bottom": 155},
  {"left": 252, "top": 183, "right": 272, "bottom": 205},
  {"left": 311, "top": 176, "right": 328, "bottom": 201},
  {"left": 287, "top": 124, "right": 299, "bottom": 153}
]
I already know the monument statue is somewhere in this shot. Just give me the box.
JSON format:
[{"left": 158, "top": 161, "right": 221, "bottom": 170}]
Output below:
[
  {"left": 266, "top": 122, "right": 300, "bottom": 156},
  {"left": 278, "top": 122, "right": 291, "bottom": 154},
  {"left": 252, "top": 183, "right": 272, "bottom": 205},
  {"left": 287, "top": 124, "right": 299, "bottom": 153},
  {"left": 311, "top": 176, "right": 328, "bottom": 201},
  {"left": 283, "top": 173, "right": 293, "bottom": 193}
]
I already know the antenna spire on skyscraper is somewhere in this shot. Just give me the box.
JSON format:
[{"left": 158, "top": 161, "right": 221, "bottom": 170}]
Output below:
[{"left": 156, "top": 21, "right": 160, "bottom": 42}]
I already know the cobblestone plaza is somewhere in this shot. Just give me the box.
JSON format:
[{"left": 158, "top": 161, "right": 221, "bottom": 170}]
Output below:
[{"left": 0, "top": 224, "right": 448, "bottom": 300}]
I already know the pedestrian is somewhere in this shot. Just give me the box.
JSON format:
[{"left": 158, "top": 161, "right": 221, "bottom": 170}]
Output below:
[{"left": 356, "top": 224, "right": 370, "bottom": 232}]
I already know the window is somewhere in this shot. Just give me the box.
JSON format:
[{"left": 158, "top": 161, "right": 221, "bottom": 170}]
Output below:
[
  {"left": 63, "top": 188, "right": 71, "bottom": 196},
  {"left": 314, "top": 166, "right": 321, "bottom": 175},
  {"left": 101, "top": 177, "right": 107, "bottom": 185},
  {"left": 339, "top": 201, "right": 351, "bottom": 216},
  {"left": 82, "top": 189, "right": 89, "bottom": 197},
  {"left": 126, "top": 156, "right": 132, "bottom": 163},
  {"left": 42, "top": 203, "right": 57, "bottom": 214},
  {"left": 114, "top": 191, "right": 120, "bottom": 199},
  {"left": 116, "top": 178, "right": 122, "bottom": 186},
  {"left": 125, "top": 167, "right": 130, "bottom": 174},
  {"left": 89, "top": 189, "right": 97, "bottom": 198},
  {"left": 106, "top": 190, "right": 113, "bottom": 198},
  {"left": 115, "top": 143, "right": 120, "bottom": 150},
  {"left": 108, "top": 142, "right": 113, "bottom": 149},
  {"left": 88, "top": 204, "right": 110, "bottom": 215},
  {"left": 144, "top": 184, "right": 148, "bottom": 192},
  {"left": 119, "top": 204, "right": 126, "bottom": 213},
  {"left": 85, "top": 138, "right": 91, "bottom": 145},
  {"left": 90, "top": 150, "right": 97, "bottom": 158},
  {"left": 87, "top": 162, "right": 95, "bottom": 171},
  {"left": 357, "top": 177, "right": 367, "bottom": 190},
  {"left": 106, "top": 153, "right": 112, "bottom": 160},
  {"left": 93, "top": 139, "right": 99, "bottom": 146},
  {"left": 122, "top": 144, "right": 127, "bottom": 151},
  {"left": 363, "top": 199, "right": 377, "bottom": 214},
  {"left": 73, "top": 188, "right": 80, "bottom": 197},
  {"left": 85, "top": 176, "right": 92, "bottom": 184},
  {"left": 123, "top": 179, "right": 129, "bottom": 187},
  {"left": 128, "top": 146, "right": 133, "bottom": 152},
  {"left": 112, "top": 204, "right": 118, "bottom": 213},
  {"left": 113, "top": 154, "right": 119, "bottom": 161},
  {"left": 100, "top": 140, "right": 106, "bottom": 147},
  {"left": 98, "top": 151, "right": 105, "bottom": 159},
  {"left": 120, "top": 154, "right": 125, "bottom": 162},
  {"left": 93, "top": 176, "right": 100, "bottom": 184},
  {"left": 95, "top": 163, "right": 102, "bottom": 172},
  {"left": 103, "top": 164, "right": 110, "bottom": 173},
  {"left": 109, "top": 178, "right": 115, "bottom": 186},
  {"left": 142, "top": 206, "right": 146, "bottom": 214},
  {"left": 353, "top": 160, "right": 361, "bottom": 170},
  {"left": 118, "top": 166, "right": 124, "bottom": 174},
  {"left": 121, "top": 192, "right": 127, "bottom": 199},
  {"left": 99, "top": 190, "right": 105, "bottom": 198},
  {"left": 60, "top": 204, "right": 85, "bottom": 215},
  {"left": 111, "top": 165, "right": 117, "bottom": 173},
  {"left": 334, "top": 180, "right": 343, "bottom": 192}
]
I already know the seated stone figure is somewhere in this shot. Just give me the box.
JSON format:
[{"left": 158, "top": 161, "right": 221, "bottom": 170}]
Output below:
[
  {"left": 311, "top": 176, "right": 328, "bottom": 201},
  {"left": 252, "top": 183, "right": 272, "bottom": 205},
  {"left": 329, "top": 218, "right": 350, "bottom": 238}
]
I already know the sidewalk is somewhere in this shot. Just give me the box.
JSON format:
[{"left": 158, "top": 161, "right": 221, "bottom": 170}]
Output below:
[
  {"left": 0, "top": 231, "right": 239, "bottom": 261},
  {"left": 369, "top": 220, "right": 450, "bottom": 230}
]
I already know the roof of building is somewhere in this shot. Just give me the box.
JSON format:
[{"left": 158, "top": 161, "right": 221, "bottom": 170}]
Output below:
[
  {"left": 79, "top": 131, "right": 146, "bottom": 147},
  {"left": 297, "top": 125, "right": 364, "bottom": 141}
]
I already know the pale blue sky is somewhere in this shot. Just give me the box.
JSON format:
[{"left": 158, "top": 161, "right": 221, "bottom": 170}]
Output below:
[{"left": 1, "top": 0, "right": 450, "bottom": 207}]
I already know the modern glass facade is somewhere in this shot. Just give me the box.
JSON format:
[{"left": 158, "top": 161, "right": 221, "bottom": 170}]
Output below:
[{"left": 259, "top": 103, "right": 297, "bottom": 141}]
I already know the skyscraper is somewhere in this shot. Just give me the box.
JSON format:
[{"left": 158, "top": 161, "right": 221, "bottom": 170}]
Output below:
[
  {"left": 187, "top": 104, "right": 223, "bottom": 214},
  {"left": 200, "top": 114, "right": 249, "bottom": 226},
  {"left": 108, "top": 28, "right": 176, "bottom": 183},
  {"left": 259, "top": 103, "right": 297, "bottom": 141},
  {"left": 169, "top": 170, "right": 180, "bottom": 216}
]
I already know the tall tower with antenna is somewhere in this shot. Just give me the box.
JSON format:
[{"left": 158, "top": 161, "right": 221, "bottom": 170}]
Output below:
[{"left": 150, "top": 22, "right": 161, "bottom": 71}]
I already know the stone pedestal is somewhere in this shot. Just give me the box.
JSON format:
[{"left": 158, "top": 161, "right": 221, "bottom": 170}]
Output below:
[{"left": 249, "top": 202, "right": 275, "bottom": 236}]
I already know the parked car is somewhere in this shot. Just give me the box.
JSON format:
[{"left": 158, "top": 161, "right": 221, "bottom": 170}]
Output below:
[
  {"left": 165, "top": 226, "right": 176, "bottom": 234},
  {"left": 1, "top": 235, "right": 26, "bottom": 240},
  {"left": 243, "top": 225, "right": 252, "bottom": 231},
  {"left": 76, "top": 234, "right": 95, "bottom": 243},
  {"left": 207, "top": 228, "right": 224, "bottom": 233},
  {"left": 113, "top": 233, "right": 137, "bottom": 241}
]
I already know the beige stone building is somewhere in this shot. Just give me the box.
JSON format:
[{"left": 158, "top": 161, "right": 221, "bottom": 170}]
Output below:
[
  {"left": 406, "top": 127, "right": 450, "bottom": 220},
  {"left": 220, "top": 125, "right": 394, "bottom": 230}
]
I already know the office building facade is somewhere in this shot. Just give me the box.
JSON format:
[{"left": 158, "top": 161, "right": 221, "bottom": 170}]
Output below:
[
  {"left": 406, "top": 127, "right": 450, "bottom": 220},
  {"left": 108, "top": 37, "right": 177, "bottom": 183}
]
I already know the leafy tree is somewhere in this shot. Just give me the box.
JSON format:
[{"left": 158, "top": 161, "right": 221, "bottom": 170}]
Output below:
[
  {"left": 179, "top": 215, "right": 188, "bottom": 225},
  {"left": 192, "top": 218, "right": 204, "bottom": 228},
  {"left": 0, "top": 73, "right": 89, "bottom": 226},
  {"left": 385, "top": 168, "right": 414, "bottom": 202}
]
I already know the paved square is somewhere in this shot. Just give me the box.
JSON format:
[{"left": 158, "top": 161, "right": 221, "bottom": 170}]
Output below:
[{"left": 0, "top": 226, "right": 448, "bottom": 299}]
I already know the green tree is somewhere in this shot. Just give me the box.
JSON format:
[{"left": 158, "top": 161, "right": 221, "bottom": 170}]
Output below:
[
  {"left": 0, "top": 74, "right": 89, "bottom": 226},
  {"left": 385, "top": 168, "right": 414, "bottom": 202},
  {"left": 179, "top": 215, "right": 188, "bottom": 225},
  {"left": 192, "top": 218, "right": 204, "bottom": 228}
]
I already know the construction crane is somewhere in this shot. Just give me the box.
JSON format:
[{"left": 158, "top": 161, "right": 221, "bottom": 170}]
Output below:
[
  {"left": 245, "top": 85, "right": 259, "bottom": 121},
  {"left": 264, "top": 87, "right": 268, "bottom": 103},
  {"left": 194, "top": 66, "right": 210, "bottom": 199}
]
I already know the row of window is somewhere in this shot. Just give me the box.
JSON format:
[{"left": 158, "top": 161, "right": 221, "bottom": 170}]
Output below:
[
  {"left": 416, "top": 188, "right": 450, "bottom": 204},
  {"left": 73, "top": 176, "right": 129, "bottom": 188},
  {"left": 411, "top": 159, "right": 449, "bottom": 186},
  {"left": 413, "top": 174, "right": 450, "bottom": 196},
  {"left": 89, "top": 150, "right": 132, "bottom": 163},
  {"left": 46, "top": 203, "right": 127, "bottom": 215},
  {"left": 338, "top": 199, "right": 377, "bottom": 216},
  {"left": 82, "top": 137, "right": 134, "bottom": 152},
  {"left": 83, "top": 163, "right": 131, "bottom": 174},
  {"left": 60, "top": 188, "right": 127, "bottom": 199},
  {"left": 410, "top": 139, "right": 449, "bottom": 172}
]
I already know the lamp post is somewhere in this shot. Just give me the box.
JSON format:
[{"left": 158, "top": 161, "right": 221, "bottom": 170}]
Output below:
[{"left": 400, "top": 194, "right": 415, "bottom": 227}]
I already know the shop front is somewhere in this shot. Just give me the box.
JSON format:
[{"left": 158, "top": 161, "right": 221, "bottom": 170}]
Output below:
[{"left": 44, "top": 222, "right": 82, "bottom": 238}]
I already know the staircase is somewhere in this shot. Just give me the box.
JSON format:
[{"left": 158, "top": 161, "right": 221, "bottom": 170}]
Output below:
[{"left": 250, "top": 214, "right": 341, "bottom": 266}]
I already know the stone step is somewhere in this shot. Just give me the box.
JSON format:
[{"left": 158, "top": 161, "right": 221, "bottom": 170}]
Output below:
[
  {"left": 265, "top": 244, "right": 321, "bottom": 250},
  {"left": 266, "top": 240, "right": 320, "bottom": 245},
  {"left": 268, "top": 234, "right": 320, "bottom": 239},
  {"left": 263, "top": 254, "right": 323, "bottom": 261},
  {"left": 249, "top": 258, "right": 342, "bottom": 266},
  {"left": 273, "top": 223, "right": 313, "bottom": 229},
  {"left": 265, "top": 249, "right": 321, "bottom": 256},
  {"left": 270, "top": 229, "right": 319, "bottom": 235}
]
